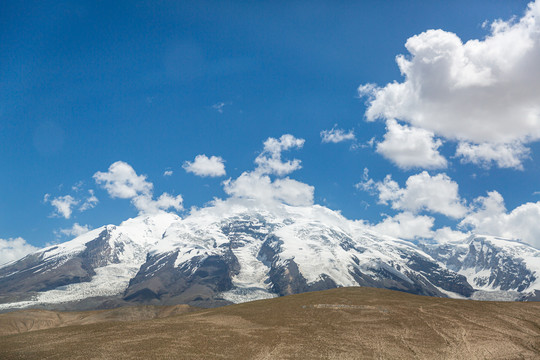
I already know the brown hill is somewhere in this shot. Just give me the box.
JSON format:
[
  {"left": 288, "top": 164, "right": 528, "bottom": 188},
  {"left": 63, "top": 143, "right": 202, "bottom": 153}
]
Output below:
[
  {"left": 1, "top": 287, "right": 539, "bottom": 359},
  {"left": 0, "top": 304, "right": 194, "bottom": 336}
]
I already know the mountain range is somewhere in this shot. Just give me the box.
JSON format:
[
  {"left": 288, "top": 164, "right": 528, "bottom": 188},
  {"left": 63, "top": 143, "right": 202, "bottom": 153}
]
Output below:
[{"left": 1, "top": 200, "right": 539, "bottom": 311}]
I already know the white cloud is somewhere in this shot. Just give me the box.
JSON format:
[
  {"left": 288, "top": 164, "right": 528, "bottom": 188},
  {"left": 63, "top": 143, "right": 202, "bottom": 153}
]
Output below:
[
  {"left": 45, "top": 194, "right": 79, "bottom": 219},
  {"left": 94, "top": 161, "right": 153, "bottom": 199},
  {"left": 132, "top": 193, "right": 184, "bottom": 214},
  {"left": 359, "top": 171, "right": 467, "bottom": 218},
  {"left": 45, "top": 188, "right": 98, "bottom": 218},
  {"left": 0, "top": 237, "right": 38, "bottom": 266},
  {"left": 223, "top": 172, "right": 314, "bottom": 207},
  {"left": 320, "top": 126, "right": 356, "bottom": 143},
  {"left": 212, "top": 101, "right": 230, "bottom": 113},
  {"left": 94, "top": 161, "right": 154, "bottom": 199},
  {"left": 376, "top": 119, "right": 447, "bottom": 169},
  {"left": 58, "top": 223, "right": 92, "bottom": 238},
  {"left": 459, "top": 191, "right": 540, "bottom": 248},
  {"left": 183, "top": 155, "right": 226, "bottom": 177},
  {"left": 433, "top": 227, "right": 469, "bottom": 243},
  {"left": 358, "top": 83, "right": 378, "bottom": 102},
  {"left": 363, "top": 137, "right": 375, "bottom": 149},
  {"left": 369, "top": 212, "right": 435, "bottom": 240},
  {"left": 79, "top": 190, "right": 99, "bottom": 211},
  {"left": 71, "top": 181, "right": 84, "bottom": 192},
  {"left": 221, "top": 135, "right": 313, "bottom": 207},
  {"left": 94, "top": 161, "right": 183, "bottom": 215},
  {"left": 455, "top": 141, "right": 530, "bottom": 170},
  {"left": 163, "top": 170, "right": 173, "bottom": 176},
  {"left": 460, "top": 191, "right": 506, "bottom": 233},
  {"left": 360, "top": 1, "right": 540, "bottom": 169},
  {"left": 254, "top": 134, "right": 305, "bottom": 176},
  {"left": 356, "top": 168, "right": 375, "bottom": 193},
  {"left": 361, "top": 169, "right": 540, "bottom": 247}
]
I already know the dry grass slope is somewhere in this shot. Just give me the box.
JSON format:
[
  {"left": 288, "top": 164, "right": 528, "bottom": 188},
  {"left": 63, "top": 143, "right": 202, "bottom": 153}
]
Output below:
[
  {"left": 1, "top": 287, "right": 539, "bottom": 359},
  {"left": 0, "top": 304, "right": 194, "bottom": 336}
]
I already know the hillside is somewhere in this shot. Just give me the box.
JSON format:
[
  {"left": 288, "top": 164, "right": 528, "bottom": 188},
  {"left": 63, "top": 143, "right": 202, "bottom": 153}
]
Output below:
[{"left": 1, "top": 287, "right": 539, "bottom": 359}]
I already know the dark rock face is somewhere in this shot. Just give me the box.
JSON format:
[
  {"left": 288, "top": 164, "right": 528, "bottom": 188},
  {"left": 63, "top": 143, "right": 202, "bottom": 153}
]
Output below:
[
  {"left": 124, "top": 251, "right": 239, "bottom": 307},
  {"left": 405, "top": 253, "right": 475, "bottom": 297},
  {"left": 80, "top": 228, "right": 118, "bottom": 268},
  {"left": 345, "top": 255, "right": 470, "bottom": 298},
  {"left": 521, "top": 290, "right": 540, "bottom": 301},
  {"left": 221, "top": 214, "right": 271, "bottom": 244}
]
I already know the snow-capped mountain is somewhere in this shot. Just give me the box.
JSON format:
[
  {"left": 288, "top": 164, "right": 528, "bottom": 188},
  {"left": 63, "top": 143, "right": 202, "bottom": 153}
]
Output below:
[
  {"left": 421, "top": 235, "right": 540, "bottom": 301},
  {"left": 0, "top": 213, "right": 179, "bottom": 310},
  {"left": 0, "top": 201, "right": 538, "bottom": 311}
]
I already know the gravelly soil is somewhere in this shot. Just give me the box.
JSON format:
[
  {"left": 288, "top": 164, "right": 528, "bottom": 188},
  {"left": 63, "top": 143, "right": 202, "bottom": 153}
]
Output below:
[{"left": 1, "top": 287, "right": 539, "bottom": 359}]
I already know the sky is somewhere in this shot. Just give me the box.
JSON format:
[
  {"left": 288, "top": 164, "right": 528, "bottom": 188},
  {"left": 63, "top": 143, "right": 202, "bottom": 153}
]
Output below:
[{"left": 2, "top": 0, "right": 540, "bottom": 263}]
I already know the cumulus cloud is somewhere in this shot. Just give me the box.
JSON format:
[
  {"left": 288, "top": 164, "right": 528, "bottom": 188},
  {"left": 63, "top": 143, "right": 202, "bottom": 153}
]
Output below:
[
  {"left": 57, "top": 223, "right": 92, "bottom": 238},
  {"left": 94, "top": 161, "right": 183, "bottom": 215},
  {"left": 459, "top": 191, "right": 540, "bottom": 248},
  {"left": 132, "top": 193, "right": 184, "bottom": 214},
  {"left": 221, "top": 134, "right": 313, "bottom": 207},
  {"left": 369, "top": 212, "right": 435, "bottom": 240},
  {"left": 359, "top": 171, "right": 467, "bottom": 218},
  {"left": 94, "top": 161, "right": 153, "bottom": 199},
  {"left": 0, "top": 238, "right": 38, "bottom": 266},
  {"left": 254, "top": 134, "right": 305, "bottom": 175},
  {"left": 79, "top": 190, "right": 99, "bottom": 211},
  {"left": 163, "top": 170, "right": 173, "bottom": 176},
  {"left": 376, "top": 119, "right": 447, "bottom": 169},
  {"left": 360, "top": 1, "right": 540, "bottom": 169},
  {"left": 44, "top": 194, "right": 78, "bottom": 219},
  {"left": 45, "top": 187, "right": 98, "bottom": 219},
  {"left": 360, "top": 169, "right": 540, "bottom": 247},
  {"left": 183, "top": 155, "right": 226, "bottom": 177},
  {"left": 433, "top": 227, "right": 469, "bottom": 243},
  {"left": 320, "top": 126, "right": 356, "bottom": 143},
  {"left": 455, "top": 142, "right": 530, "bottom": 170},
  {"left": 223, "top": 172, "right": 314, "bottom": 206}
]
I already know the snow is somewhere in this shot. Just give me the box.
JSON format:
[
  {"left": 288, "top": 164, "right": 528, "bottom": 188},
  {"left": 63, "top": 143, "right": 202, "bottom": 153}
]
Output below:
[
  {"left": 471, "top": 290, "right": 522, "bottom": 301},
  {"left": 0, "top": 263, "right": 140, "bottom": 310},
  {"left": 274, "top": 221, "right": 358, "bottom": 286},
  {"left": 460, "top": 267, "right": 495, "bottom": 290},
  {"left": 219, "top": 235, "right": 275, "bottom": 302},
  {"left": 432, "top": 285, "right": 467, "bottom": 300},
  {"left": 41, "top": 226, "right": 110, "bottom": 260}
]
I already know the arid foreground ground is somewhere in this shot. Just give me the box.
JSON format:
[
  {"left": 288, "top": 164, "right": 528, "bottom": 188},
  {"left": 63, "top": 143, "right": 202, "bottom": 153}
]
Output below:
[{"left": 1, "top": 287, "right": 539, "bottom": 359}]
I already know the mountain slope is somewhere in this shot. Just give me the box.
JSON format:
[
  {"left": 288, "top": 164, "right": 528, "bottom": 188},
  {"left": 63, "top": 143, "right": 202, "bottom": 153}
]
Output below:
[
  {"left": 0, "top": 201, "right": 538, "bottom": 311},
  {"left": 0, "top": 213, "right": 179, "bottom": 310},
  {"left": 0, "top": 304, "right": 194, "bottom": 336},
  {"left": 1, "top": 287, "right": 539, "bottom": 360}
]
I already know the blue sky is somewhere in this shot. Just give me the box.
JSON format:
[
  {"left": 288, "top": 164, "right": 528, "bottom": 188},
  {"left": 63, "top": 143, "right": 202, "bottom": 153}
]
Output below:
[{"left": 2, "top": 0, "right": 540, "bottom": 260}]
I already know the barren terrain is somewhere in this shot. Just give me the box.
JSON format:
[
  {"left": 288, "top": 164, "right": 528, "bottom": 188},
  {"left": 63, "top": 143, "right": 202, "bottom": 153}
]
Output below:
[{"left": 1, "top": 287, "right": 539, "bottom": 359}]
